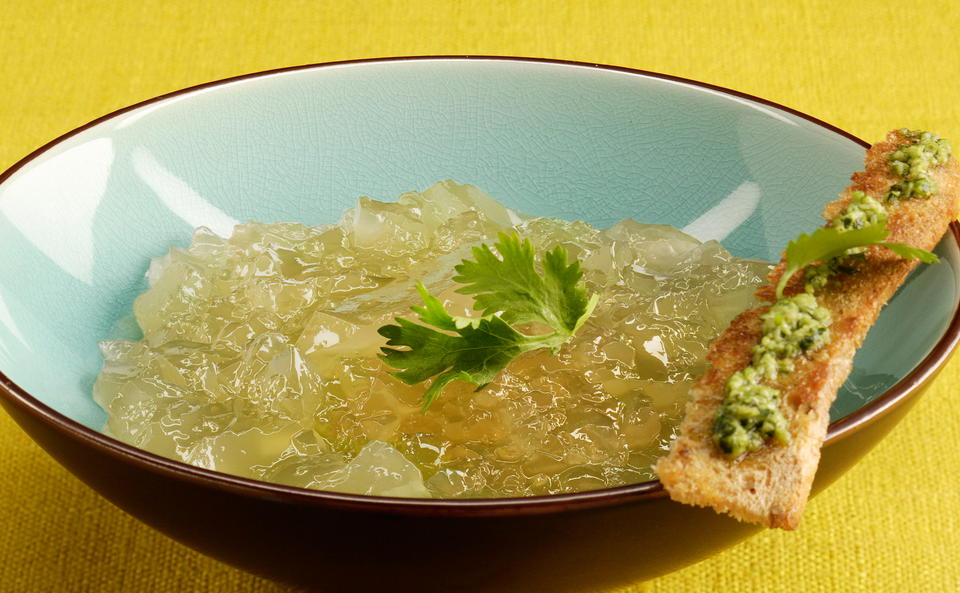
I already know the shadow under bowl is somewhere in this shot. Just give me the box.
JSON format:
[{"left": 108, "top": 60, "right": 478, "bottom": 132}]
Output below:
[{"left": 1, "top": 57, "right": 958, "bottom": 592}]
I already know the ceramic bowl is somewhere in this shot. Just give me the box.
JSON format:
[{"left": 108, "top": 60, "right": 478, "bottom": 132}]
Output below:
[{"left": 1, "top": 57, "right": 958, "bottom": 592}]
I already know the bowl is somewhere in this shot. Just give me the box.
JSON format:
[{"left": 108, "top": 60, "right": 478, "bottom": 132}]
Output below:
[{"left": 1, "top": 57, "right": 958, "bottom": 592}]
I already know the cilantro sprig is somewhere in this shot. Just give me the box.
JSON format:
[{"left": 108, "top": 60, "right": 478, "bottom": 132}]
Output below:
[
  {"left": 775, "top": 220, "right": 939, "bottom": 299},
  {"left": 378, "top": 233, "right": 599, "bottom": 410}
]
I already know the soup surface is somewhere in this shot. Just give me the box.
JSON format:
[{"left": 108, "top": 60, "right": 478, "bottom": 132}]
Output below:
[{"left": 94, "top": 181, "right": 769, "bottom": 497}]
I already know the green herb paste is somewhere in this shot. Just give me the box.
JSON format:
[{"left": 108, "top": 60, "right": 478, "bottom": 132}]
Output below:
[
  {"left": 887, "top": 130, "right": 952, "bottom": 202},
  {"left": 712, "top": 294, "right": 831, "bottom": 457},
  {"left": 803, "top": 256, "right": 859, "bottom": 294},
  {"left": 803, "top": 191, "right": 887, "bottom": 291},
  {"left": 832, "top": 191, "right": 887, "bottom": 232},
  {"left": 712, "top": 367, "right": 789, "bottom": 458},
  {"left": 752, "top": 293, "right": 832, "bottom": 380}
]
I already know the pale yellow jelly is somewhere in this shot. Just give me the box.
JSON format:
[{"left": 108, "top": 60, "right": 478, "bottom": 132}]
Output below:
[{"left": 94, "top": 180, "right": 768, "bottom": 498}]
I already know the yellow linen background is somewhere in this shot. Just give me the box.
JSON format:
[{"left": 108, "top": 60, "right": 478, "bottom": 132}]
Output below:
[{"left": 2, "top": 1, "right": 959, "bottom": 591}]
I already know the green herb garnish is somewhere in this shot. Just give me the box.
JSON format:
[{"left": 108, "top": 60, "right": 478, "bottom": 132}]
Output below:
[
  {"left": 885, "top": 130, "right": 951, "bottom": 202},
  {"left": 713, "top": 366, "right": 790, "bottom": 458},
  {"left": 775, "top": 221, "right": 939, "bottom": 300},
  {"left": 378, "top": 232, "right": 599, "bottom": 410}
]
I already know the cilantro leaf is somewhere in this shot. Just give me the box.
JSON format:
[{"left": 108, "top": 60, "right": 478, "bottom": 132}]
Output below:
[
  {"left": 378, "top": 234, "right": 598, "bottom": 410},
  {"left": 776, "top": 221, "right": 939, "bottom": 299},
  {"left": 378, "top": 301, "right": 531, "bottom": 410},
  {"left": 881, "top": 242, "right": 941, "bottom": 263},
  {"left": 453, "top": 233, "right": 597, "bottom": 334}
]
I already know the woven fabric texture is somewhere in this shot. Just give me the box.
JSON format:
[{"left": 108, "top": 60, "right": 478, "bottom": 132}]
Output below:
[{"left": 1, "top": 1, "right": 959, "bottom": 591}]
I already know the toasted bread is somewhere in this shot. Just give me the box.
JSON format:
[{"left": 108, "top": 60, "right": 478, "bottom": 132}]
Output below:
[{"left": 654, "top": 130, "right": 960, "bottom": 529}]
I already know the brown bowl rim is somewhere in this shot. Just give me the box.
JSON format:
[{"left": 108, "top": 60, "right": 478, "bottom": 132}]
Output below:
[{"left": 1, "top": 55, "right": 958, "bottom": 517}]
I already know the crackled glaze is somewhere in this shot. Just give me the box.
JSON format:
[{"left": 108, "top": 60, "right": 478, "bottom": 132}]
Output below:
[{"left": 0, "top": 58, "right": 956, "bottom": 434}]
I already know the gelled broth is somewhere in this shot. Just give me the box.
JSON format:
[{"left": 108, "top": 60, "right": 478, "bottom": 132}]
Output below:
[{"left": 95, "top": 181, "right": 768, "bottom": 498}]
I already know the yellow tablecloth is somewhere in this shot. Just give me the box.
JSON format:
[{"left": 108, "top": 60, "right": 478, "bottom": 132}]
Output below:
[{"left": 2, "top": 1, "right": 959, "bottom": 591}]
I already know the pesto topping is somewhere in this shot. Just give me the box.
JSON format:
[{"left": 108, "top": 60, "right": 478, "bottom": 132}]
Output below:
[
  {"left": 832, "top": 191, "right": 887, "bottom": 231},
  {"left": 803, "top": 256, "right": 859, "bottom": 293},
  {"left": 889, "top": 130, "right": 952, "bottom": 177},
  {"left": 712, "top": 294, "right": 831, "bottom": 458},
  {"left": 801, "top": 191, "right": 887, "bottom": 292},
  {"left": 887, "top": 176, "right": 936, "bottom": 202},
  {"left": 713, "top": 367, "right": 789, "bottom": 458},
  {"left": 886, "top": 129, "right": 952, "bottom": 202},
  {"left": 751, "top": 293, "right": 832, "bottom": 380}
]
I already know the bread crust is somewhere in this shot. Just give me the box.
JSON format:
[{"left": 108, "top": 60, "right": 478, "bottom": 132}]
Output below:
[{"left": 654, "top": 130, "right": 960, "bottom": 529}]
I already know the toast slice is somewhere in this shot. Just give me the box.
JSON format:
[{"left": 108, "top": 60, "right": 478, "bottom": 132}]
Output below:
[{"left": 654, "top": 130, "right": 960, "bottom": 529}]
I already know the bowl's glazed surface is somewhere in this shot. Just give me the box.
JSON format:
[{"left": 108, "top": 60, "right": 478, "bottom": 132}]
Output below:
[{"left": 1, "top": 57, "right": 958, "bottom": 591}]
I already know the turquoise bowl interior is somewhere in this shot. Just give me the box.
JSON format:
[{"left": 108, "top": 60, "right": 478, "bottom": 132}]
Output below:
[{"left": 0, "top": 57, "right": 956, "bottom": 444}]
